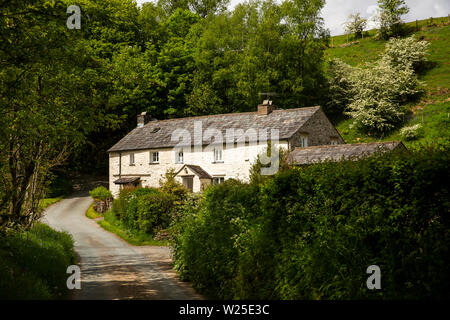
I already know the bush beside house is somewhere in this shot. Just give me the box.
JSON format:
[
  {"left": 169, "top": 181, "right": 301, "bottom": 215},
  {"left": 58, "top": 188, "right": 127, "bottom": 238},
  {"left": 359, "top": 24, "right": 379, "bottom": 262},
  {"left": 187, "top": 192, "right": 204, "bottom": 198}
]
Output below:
[{"left": 100, "top": 171, "right": 189, "bottom": 241}]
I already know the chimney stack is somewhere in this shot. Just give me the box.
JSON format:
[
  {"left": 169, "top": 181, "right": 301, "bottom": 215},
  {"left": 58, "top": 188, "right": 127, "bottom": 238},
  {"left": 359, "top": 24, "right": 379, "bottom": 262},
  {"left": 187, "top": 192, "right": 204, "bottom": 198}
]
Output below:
[
  {"left": 257, "top": 100, "right": 275, "bottom": 115},
  {"left": 137, "top": 112, "right": 153, "bottom": 127}
]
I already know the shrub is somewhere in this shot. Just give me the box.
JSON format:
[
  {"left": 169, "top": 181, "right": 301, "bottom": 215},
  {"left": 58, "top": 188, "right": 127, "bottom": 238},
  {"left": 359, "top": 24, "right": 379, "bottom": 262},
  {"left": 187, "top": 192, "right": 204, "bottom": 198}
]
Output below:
[
  {"left": 112, "top": 187, "right": 177, "bottom": 235},
  {"left": 327, "top": 35, "right": 428, "bottom": 132},
  {"left": 123, "top": 187, "right": 160, "bottom": 230},
  {"left": 89, "top": 186, "right": 113, "bottom": 213},
  {"left": 266, "top": 144, "right": 449, "bottom": 299},
  {"left": 382, "top": 36, "right": 429, "bottom": 71},
  {"left": 325, "top": 58, "right": 354, "bottom": 117},
  {"left": 159, "top": 168, "right": 189, "bottom": 203},
  {"left": 136, "top": 192, "right": 175, "bottom": 234},
  {"left": 89, "top": 186, "right": 112, "bottom": 201},
  {"left": 249, "top": 143, "right": 290, "bottom": 185},
  {"left": 400, "top": 123, "right": 422, "bottom": 140},
  {"left": 112, "top": 187, "right": 136, "bottom": 221},
  {"left": 345, "top": 59, "right": 421, "bottom": 134}
]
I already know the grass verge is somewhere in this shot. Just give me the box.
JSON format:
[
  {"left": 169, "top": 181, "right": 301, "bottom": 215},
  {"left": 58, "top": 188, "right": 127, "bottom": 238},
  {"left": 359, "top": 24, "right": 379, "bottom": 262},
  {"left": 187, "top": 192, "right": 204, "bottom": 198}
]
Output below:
[
  {"left": 85, "top": 203, "right": 103, "bottom": 219},
  {"left": 38, "top": 196, "right": 65, "bottom": 211},
  {"left": 96, "top": 209, "right": 168, "bottom": 246},
  {"left": 0, "top": 223, "right": 76, "bottom": 299}
]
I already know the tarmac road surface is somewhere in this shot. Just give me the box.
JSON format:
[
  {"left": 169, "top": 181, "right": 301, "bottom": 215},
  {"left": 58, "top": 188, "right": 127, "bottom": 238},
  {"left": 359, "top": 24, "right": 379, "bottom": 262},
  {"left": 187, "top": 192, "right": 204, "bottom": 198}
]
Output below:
[{"left": 42, "top": 192, "right": 202, "bottom": 300}]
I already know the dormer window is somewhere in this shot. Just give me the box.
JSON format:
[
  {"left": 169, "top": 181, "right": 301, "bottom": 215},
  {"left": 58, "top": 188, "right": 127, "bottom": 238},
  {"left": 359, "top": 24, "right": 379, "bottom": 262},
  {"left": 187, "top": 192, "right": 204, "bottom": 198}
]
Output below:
[
  {"left": 129, "top": 153, "right": 135, "bottom": 166},
  {"left": 213, "top": 147, "right": 223, "bottom": 163},
  {"left": 175, "top": 151, "right": 184, "bottom": 164}
]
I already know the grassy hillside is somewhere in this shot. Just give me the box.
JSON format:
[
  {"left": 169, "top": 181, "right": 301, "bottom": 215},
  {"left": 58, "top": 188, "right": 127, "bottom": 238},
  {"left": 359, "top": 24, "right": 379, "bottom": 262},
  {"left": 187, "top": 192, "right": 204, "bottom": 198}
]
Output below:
[{"left": 326, "top": 16, "right": 450, "bottom": 146}]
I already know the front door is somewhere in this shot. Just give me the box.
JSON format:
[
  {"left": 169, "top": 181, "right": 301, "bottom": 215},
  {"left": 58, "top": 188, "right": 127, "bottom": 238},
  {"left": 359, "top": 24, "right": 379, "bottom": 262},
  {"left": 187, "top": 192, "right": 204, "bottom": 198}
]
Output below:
[{"left": 182, "top": 177, "right": 194, "bottom": 192}]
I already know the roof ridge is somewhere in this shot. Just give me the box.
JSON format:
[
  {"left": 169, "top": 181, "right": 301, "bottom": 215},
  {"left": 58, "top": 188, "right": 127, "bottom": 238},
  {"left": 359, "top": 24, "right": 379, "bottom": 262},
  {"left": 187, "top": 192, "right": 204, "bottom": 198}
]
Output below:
[{"left": 143, "top": 106, "right": 321, "bottom": 126}]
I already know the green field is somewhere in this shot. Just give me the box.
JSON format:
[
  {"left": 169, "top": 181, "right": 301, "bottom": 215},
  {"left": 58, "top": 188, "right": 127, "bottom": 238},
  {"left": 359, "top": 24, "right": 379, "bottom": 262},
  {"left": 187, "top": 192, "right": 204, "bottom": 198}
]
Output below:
[{"left": 326, "top": 17, "right": 450, "bottom": 146}]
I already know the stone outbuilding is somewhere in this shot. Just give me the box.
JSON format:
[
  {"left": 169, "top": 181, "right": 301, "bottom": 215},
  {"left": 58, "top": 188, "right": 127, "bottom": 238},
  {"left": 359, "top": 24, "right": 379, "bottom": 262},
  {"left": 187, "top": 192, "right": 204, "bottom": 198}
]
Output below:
[{"left": 286, "top": 141, "right": 407, "bottom": 165}]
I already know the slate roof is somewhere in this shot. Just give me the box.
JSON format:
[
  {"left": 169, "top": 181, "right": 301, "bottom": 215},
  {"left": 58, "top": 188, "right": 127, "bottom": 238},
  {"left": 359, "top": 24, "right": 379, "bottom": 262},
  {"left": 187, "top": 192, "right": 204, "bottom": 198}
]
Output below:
[
  {"left": 287, "top": 141, "right": 406, "bottom": 165},
  {"left": 107, "top": 107, "right": 320, "bottom": 152},
  {"left": 175, "top": 165, "right": 213, "bottom": 179},
  {"left": 113, "top": 177, "right": 140, "bottom": 184}
]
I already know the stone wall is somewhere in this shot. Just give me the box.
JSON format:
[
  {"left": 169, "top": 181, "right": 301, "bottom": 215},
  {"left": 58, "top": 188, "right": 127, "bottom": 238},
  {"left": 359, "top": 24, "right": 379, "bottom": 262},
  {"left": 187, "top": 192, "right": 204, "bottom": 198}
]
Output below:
[{"left": 288, "top": 107, "right": 345, "bottom": 149}]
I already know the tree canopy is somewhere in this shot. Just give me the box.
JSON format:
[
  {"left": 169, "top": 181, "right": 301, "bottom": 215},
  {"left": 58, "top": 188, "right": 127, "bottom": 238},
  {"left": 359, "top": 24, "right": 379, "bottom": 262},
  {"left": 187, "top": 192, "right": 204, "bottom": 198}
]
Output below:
[{"left": 0, "top": 0, "right": 330, "bottom": 229}]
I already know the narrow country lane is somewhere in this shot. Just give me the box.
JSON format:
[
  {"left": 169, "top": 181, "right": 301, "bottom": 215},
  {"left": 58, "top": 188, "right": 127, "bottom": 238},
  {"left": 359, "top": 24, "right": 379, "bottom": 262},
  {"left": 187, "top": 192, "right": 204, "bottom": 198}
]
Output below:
[{"left": 41, "top": 192, "right": 202, "bottom": 300}]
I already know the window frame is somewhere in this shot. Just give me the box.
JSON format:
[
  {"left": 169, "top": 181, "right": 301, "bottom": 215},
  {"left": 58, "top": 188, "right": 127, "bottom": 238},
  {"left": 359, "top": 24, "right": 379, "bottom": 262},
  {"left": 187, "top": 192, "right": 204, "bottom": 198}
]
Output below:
[
  {"left": 175, "top": 151, "right": 184, "bottom": 164},
  {"left": 129, "top": 153, "right": 135, "bottom": 166},
  {"left": 213, "top": 147, "right": 223, "bottom": 163},
  {"left": 300, "top": 135, "right": 308, "bottom": 148},
  {"left": 150, "top": 151, "right": 159, "bottom": 163}
]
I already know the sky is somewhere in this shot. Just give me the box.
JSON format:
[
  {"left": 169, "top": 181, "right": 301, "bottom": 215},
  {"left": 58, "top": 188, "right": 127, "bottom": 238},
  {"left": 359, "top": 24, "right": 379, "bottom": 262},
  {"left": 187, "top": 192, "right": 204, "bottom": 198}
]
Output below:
[{"left": 136, "top": 0, "right": 450, "bottom": 36}]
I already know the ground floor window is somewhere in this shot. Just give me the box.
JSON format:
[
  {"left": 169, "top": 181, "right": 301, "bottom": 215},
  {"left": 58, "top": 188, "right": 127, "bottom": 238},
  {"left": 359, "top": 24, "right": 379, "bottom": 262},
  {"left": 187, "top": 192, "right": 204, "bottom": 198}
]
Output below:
[{"left": 212, "top": 177, "right": 224, "bottom": 185}]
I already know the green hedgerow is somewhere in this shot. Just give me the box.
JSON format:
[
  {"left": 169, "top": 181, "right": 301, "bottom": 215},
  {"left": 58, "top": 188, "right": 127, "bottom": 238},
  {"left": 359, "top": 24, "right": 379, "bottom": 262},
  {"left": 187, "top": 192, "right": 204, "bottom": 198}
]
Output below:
[
  {"left": 171, "top": 143, "right": 450, "bottom": 299},
  {"left": 89, "top": 186, "right": 112, "bottom": 201}
]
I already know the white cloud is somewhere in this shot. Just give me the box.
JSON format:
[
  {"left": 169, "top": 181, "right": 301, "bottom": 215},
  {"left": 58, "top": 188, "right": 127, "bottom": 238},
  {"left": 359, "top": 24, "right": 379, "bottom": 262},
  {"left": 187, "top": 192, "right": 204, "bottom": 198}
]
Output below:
[
  {"left": 322, "top": 0, "right": 450, "bottom": 35},
  {"left": 134, "top": 0, "right": 450, "bottom": 36}
]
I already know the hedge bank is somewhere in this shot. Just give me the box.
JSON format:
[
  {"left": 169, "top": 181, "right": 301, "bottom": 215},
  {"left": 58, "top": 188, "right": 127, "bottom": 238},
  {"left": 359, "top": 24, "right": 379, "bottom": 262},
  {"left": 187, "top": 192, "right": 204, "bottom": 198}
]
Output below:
[{"left": 171, "top": 144, "right": 450, "bottom": 299}]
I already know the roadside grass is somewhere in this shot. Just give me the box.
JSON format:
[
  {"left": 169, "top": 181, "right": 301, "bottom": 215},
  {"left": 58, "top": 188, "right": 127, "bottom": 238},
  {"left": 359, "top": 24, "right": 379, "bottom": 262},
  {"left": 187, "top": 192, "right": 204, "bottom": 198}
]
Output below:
[
  {"left": 0, "top": 223, "right": 76, "bottom": 299},
  {"left": 327, "top": 17, "right": 450, "bottom": 145},
  {"left": 96, "top": 209, "right": 169, "bottom": 246},
  {"left": 38, "top": 196, "right": 65, "bottom": 211},
  {"left": 85, "top": 203, "right": 103, "bottom": 219}
]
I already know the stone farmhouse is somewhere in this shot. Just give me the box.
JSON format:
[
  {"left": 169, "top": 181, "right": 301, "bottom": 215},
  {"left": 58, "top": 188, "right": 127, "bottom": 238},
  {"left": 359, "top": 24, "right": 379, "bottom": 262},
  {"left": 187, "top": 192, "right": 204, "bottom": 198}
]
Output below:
[
  {"left": 107, "top": 101, "right": 405, "bottom": 196},
  {"left": 107, "top": 101, "right": 345, "bottom": 196}
]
